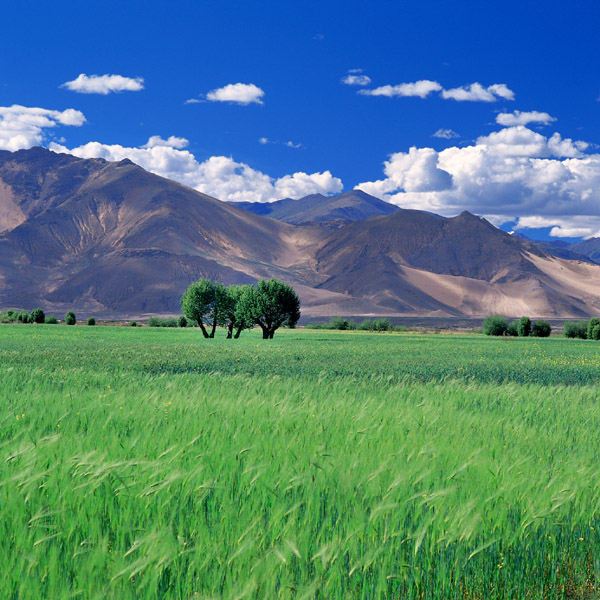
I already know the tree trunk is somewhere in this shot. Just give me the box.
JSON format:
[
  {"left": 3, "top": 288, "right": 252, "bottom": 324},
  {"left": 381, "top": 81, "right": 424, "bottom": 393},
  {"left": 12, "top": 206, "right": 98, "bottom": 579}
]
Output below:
[
  {"left": 209, "top": 318, "right": 217, "bottom": 338},
  {"left": 269, "top": 329, "right": 275, "bottom": 339},
  {"left": 261, "top": 326, "right": 269, "bottom": 339},
  {"left": 234, "top": 324, "right": 244, "bottom": 339},
  {"left": 226, "top": 322, "right": 234, "bottom": 339},
  {"left": 198, "top": 322, "right": 209, "bottom": 338}
]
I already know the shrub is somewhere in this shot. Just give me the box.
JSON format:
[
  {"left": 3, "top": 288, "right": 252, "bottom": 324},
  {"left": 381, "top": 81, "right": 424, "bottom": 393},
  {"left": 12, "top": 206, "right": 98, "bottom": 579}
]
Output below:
[
  {"left": 30, "top": 308, "right": 46, "bottom": 324},
  {"left": 65, "top": 311, "right": 76, "bottom": 326},
  {"left": 506, "top": 321, "right": 519, "bottom": 337},
  {"left": 591, "top": 323, "right": 600, "bottom": 341},
  {"left": 178, "top": 315, "right": 188, "bottom": 328},
  {"left": 531, "top": 320, "right": 551, "bottom": 337},
  {"left": 87, "top": 317, "right": 96, "bottom": 326},
  {"left": 129, "top": 320, "right": 137, "bottom": 327},
  {"left": 564, "top": 320, "right": 588, "bottom": 339},
  {"left": 147, "top": 316, "right": 178, "bottom": 327},
  {"left": 588, "top": 318, "right": 600, "bottom": 340},
  {"left": 393, "top": 325, "right": 409, "bottom": 332},
  {"left": 45, "top": 315, "right": 58, "bottom": 324},
  {"left": 372, "top": 318, "right": 392, "bottom": 332},
  {"left": 517, "top": 316, "right": 532, "bottom": 337},
  {"left": 483, "top": 314, "right": 508, "bottom": 336},
  {"left": 358, "top": 320, "right": 373, "bottom": 331}
]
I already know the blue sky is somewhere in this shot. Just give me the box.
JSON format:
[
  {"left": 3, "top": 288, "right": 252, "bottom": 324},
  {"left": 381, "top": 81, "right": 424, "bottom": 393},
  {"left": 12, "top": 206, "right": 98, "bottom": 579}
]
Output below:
[{"left": 3, "top": 0, "right": 600, "bottom": 239}]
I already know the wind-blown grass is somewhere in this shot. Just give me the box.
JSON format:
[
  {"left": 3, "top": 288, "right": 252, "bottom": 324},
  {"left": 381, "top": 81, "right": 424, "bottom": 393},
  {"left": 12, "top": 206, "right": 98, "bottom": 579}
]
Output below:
[{"left": 1, "top": 325, "right": 599, "bottom": 598}]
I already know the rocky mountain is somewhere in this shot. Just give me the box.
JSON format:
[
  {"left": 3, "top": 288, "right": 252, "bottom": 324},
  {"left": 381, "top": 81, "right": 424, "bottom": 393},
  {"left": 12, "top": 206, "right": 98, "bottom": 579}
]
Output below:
[
  {"left": 512, "top": 233, "right": 598, "bottom": 264},
  {"left": 2, "top": 147, "right": 600, "bottom": 319},
  {"left": 231, "top": 189, "right": 401, "bottom": 225}
]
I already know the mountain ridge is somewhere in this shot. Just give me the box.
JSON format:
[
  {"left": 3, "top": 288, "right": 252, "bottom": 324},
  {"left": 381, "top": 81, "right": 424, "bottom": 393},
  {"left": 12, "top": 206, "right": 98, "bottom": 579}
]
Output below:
[{"left": 1, "top": 147, "right": 600, "bottom": 319}]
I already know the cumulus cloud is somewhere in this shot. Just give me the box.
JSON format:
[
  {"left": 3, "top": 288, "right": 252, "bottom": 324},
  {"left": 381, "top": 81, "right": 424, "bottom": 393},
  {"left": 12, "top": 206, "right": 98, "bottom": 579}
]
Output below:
[
  {"left": 342, "top": 73, "right": 372, "bottom": 86},
  {"left": 358, "top": 80, "right": 514, "bottom": 102},
  {"left": 206, "top": 83, "right": 264, "bottom": 105},
  {"left": 142, "top": 135, "right": 189, "bottom": 149},
  {"left": 62, "top": 74, "right": 144, "bottom": 94},
  {"left": 433, "top": 128, "right": 460, "bottom": 139},
  {"left": 50, "top": 135, "right": 342, "bottom": 203},
  {"left": 0, "top": 105, "right": 85, "bottom": 151},
  {"left": 441, "top": 82, "right": 515, "bottom": 102},
  {"left": 259, "top": 137, "right": 269, "bottom": 144},
  {"left": 496, "top": 110, "right": 556, "bottom": 127},
  {"left": 359, "top": 80, "right": 442, "bottom": 99},
  {"left": 356, "top": 125, "right": 600, "bottom": 238}
]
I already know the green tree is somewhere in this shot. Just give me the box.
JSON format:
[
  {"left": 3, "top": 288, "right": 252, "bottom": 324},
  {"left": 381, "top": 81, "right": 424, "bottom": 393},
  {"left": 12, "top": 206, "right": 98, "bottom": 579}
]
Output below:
[
  {"left": 223, "top": 284, "right": 254, "bottom": 339},
  {"left": 531, "top": 320, "right": 551, "bottom": 337},
  {"left": 30, "top": 308, "right": 45, "bottom": 324},
  {"left": 482, "top": 314, "right": 508, "bottom": 336},
  {"left": 564, "top": 320, "right": 588, "bottom": 339},
  {"left": 517, "top": 316, "right": 532, "bottom": 337},
  {"left": 17, "top": 310, "right": 30, "bottom": 323},
  {"left": 87, "top": 317, "right": 96, "bottom": 326},
  {"left": 587, "top": 318, "right": 600, "bottom": 340},
  {"left": 506, "top": 321, "right": 519, "bottom": 337},
  {"left": 181, "top": 278, "right": 228, "bottom": 338},
  {"left": 65, "top": 311, "right": 76, "bottom": 325},
  {"left": 177, "top": 315, "right": 188, "bottom": 328},
  {"left": 238, "top": 279, "right": 300, "bottom": 339}
]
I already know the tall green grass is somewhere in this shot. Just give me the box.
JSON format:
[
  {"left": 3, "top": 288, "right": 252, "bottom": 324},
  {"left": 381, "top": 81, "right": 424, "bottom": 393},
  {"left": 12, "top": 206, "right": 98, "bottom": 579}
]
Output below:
[{"left": 1, "top": 325, "right": 599, "bottom": 598}]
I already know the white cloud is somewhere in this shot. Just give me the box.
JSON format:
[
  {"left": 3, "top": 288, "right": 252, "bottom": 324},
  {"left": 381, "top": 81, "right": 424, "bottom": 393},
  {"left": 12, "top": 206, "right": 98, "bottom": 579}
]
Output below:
[
  {"left": 62, "top": 74, "right": 144, "bottom": 95},
  {"left": 359, "top": 80, "right": 442, "bottom": 99},
  {"left": 358, "top": 80, "right": 515, "bottom": 102},
  {"left": 259, "top": 137, "right": 269, "bottom": 144},
  {"left": 206, "top": 83, "right": 264, "bottom": 105},
  {"left": 433, "top": 128, "right": 460, "bottom": 139},
  {"left": 356, "top": 125, "right": 600, "bottom": 238},
  {"left": 142, "top": 135, "right": 189, "bottom": 149},
  {"left": 285, "top": 140, "right": 302, "bottom": 148},
  {"left": 441, "top": 82, "right": 515, "bottom": 102},
  {"left": 496, "top": 110, "right": 556, "bottom": 127},
  {"left": 342, "top": 74, "right": 372, "bottom": 86},
  {"left": 184, "top": 98, "right": 201, "bottom": 104},
  {"left": 0, "top": 105, "right": 86, "bottom": 151},
  {"left": 50, "top": 136, "right": 342, "bottom": 203}
]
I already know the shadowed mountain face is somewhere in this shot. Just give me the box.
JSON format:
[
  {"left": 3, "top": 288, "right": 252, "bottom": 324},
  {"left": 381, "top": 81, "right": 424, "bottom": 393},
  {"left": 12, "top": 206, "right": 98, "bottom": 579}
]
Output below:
[
  {"left": 231, "top": 189, "right": 401, "bottom": 225},
  {"left": 2, "top": 147, "right": 600, "bottom": 318}
]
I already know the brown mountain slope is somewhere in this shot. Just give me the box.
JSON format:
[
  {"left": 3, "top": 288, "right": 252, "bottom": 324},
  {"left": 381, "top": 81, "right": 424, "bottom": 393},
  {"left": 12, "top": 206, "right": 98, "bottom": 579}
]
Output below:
[
  {"left": 2, "top": 147, "right": 600, "bottom": 318},
  {"left": 231, "top": 189, "right": 401, "bottom": 225},
  {"left": 0, "top": 148, "right": 325, "bottom": 312}
]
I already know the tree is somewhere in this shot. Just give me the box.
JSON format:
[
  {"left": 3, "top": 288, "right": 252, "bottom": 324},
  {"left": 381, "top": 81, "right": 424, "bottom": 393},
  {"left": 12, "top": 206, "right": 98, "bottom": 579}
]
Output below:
[
  {"left": 87, "top": 317, "right": 96, "bottom": 326},
  {"left": 531, "top": 320, "right": 551, "bottom": 337},
  {"left": 181, "top": 278, "right": 228, "bottom": 338},
  {"left": 517, "top": 316, "right": 532, "bottom": 337},
  {"left": 222, "top": 285, "right": 254, "bottom": 338},
  {"left": 564, "top": 320, "right": 588, "bottom": 339},
  {"left": 482, "top": 314, "right": 508, "bottom": 336},
  {"left": 239, "top": 279, "right": 300, "bottom": 339},
  {"left": 65, "top": 311, "right": 76, "bottom": 325},
  {"left": 506, "top": 321, "right": 519, "bottom": 337},
  {"left": 588, "top": 318, "right": 600, "bottom": 340},
  {"left": 178, "top": 315, "right": 188, "bottom": 328},
  {"left": 17, "top": 310, "right": 31, "bottom": 323},
  {"left": 30, "top": 308, "right": 45, "bottom": 324}
]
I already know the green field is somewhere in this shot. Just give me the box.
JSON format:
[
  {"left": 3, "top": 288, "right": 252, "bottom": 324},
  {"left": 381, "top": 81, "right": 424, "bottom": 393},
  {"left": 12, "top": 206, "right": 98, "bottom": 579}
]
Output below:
[{"left": 2, "top": 325, "right": 600, "bottom": 599}]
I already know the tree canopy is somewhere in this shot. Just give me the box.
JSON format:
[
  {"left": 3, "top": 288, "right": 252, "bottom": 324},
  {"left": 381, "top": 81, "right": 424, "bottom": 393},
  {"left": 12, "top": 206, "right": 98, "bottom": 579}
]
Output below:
[{"left": 239, "top": 279, "right": 300, "bottom": 339}]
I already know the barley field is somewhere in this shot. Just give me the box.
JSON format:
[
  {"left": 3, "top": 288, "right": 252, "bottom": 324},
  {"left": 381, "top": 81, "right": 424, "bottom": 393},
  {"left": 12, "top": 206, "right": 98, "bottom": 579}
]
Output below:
[{"left": 1, "top": 325, "right": 600, "bottom": 599}]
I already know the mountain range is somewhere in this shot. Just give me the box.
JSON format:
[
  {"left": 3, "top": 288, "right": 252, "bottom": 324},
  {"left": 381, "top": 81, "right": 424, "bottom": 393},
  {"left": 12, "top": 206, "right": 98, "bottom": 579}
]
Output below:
[{"left": 2, "top": 147, "right": 600, "bottom": 319}]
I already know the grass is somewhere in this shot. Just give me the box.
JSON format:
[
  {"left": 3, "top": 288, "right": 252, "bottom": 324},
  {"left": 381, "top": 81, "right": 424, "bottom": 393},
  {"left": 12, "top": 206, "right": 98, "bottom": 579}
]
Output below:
[{"left": 1, "top": 325, "right": 600, "bottom": 598}]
